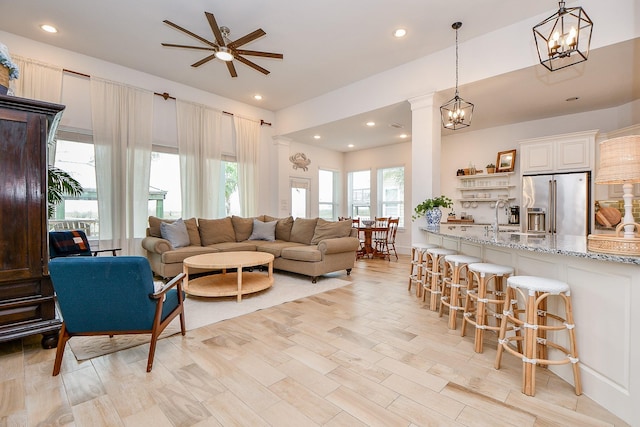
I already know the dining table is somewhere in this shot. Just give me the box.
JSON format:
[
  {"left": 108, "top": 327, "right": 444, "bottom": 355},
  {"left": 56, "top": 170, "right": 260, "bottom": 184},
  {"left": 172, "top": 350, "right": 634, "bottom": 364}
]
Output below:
[{"left": 356, "top": 226, "right": 389, "bottom": 259}]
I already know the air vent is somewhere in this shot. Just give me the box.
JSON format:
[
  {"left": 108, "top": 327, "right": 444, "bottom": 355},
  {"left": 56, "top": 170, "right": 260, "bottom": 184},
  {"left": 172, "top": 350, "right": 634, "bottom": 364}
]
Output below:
[{"left": 389, "top": 122, "right": 404, "bottom": 129}]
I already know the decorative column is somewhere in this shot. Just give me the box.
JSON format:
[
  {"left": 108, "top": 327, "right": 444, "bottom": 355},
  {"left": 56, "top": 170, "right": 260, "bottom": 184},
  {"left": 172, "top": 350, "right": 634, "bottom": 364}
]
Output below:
[
  {"left": 409, "top": 93, "right": 442, "bottom": 243},
  {"left": 272, "top": 136, "right": 292, "bottom": 217}
]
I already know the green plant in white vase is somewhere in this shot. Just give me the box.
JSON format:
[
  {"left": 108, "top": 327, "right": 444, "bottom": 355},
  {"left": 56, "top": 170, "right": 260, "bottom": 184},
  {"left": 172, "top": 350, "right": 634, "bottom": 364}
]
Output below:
[{"left": 412, "top": 195, "right": 453, "bottom": 226}]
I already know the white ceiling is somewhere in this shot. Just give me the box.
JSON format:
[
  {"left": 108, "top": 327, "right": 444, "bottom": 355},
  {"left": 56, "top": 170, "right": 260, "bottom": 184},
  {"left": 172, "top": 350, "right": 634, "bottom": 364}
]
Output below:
[{"left": 1, "top": 1, "right": 638, "bottom": 151}]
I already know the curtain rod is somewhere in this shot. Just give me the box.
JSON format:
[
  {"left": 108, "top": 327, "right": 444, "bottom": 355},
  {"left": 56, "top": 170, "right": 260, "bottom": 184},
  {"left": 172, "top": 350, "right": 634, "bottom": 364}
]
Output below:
[{"left": 62, "top": 68, "right": 272, "bottom": 127}]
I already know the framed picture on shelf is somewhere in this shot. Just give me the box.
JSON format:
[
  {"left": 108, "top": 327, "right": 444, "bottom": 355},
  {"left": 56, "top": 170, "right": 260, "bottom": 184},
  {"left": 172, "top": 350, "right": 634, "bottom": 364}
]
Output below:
[{"left": 496, "top": 149, "right": 516, "bottom": 172}]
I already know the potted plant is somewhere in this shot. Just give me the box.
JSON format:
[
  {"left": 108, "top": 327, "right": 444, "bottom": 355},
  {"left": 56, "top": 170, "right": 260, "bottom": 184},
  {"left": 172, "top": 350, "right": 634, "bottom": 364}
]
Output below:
[
  {"left": 412, "top": 195, "right": 453, "bottom": 226},
  {"left": 486, "top": 163, "right": 496, "bottom": 174}
]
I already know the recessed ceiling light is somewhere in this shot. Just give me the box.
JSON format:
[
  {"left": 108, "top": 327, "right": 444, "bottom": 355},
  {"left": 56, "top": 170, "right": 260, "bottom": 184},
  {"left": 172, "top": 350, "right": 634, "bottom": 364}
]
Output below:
[
  {"left": 393, "top": 28, "right": 407, "bottom": 38},
  {"left": 253, "top": 94, "right": 263, "bottom": 100},
  {"left": 565, "top": 96, "right": 580, "bottom": 102},
  {"left": 399, "top": 133, "right": 408, "bottom": 139},
  {"left": 366, "top": 121, "right": 375, "bottom": 127},
  {"left": 348, "top": 144, "right": 354, "bottom": 148},
  {"left": 313, "top": 135, "right": 321, "bottom": 139},
  {"left": 40, "top": 24, "right": 58, "bottom": 33}
]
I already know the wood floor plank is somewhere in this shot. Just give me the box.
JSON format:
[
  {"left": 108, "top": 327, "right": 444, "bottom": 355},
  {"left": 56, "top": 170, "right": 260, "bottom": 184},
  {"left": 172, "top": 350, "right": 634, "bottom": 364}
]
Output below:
[
  {"left": 71, "top": 394, "right": 123, "bottom": 427},
  {"left": 61, "top": 365, "right": 106, "bottom": 406},
  {"left": 325, "top": 385, "right": 410, "bottom": 426},
  {"left": 269, "top": 377, "right": 342, "bottom": 425}
]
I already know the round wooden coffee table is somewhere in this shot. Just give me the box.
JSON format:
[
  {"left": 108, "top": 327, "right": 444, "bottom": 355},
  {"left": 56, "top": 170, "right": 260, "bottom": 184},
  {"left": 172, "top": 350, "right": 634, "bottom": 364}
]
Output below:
[{"left": 182, "top": 251, "right": 274, "bottom": 302}]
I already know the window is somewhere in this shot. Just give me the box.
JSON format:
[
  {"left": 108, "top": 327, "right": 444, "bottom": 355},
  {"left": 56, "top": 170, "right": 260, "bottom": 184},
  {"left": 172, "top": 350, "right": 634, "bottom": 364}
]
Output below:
[
  {"left": 319, "top": 169, "right": 337, "bottom": 220},
  {"left": 149, "top": 149, "right": 181, "bottom": 219},
  {"left": 222, "top": 160, "right": 240, "bottom": 216},
  {"left": 348, "top": 170, "right": 371, "bottom": 219},
  {"left": 52, "top": 139, "right": 99, "bottom": 236},
  {"left": 378, "top": 166, "right": 405, "bottom": 227}
]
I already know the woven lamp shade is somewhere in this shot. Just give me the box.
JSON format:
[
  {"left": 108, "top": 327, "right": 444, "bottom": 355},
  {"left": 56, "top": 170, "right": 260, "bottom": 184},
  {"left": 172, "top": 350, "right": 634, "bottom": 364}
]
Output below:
[{"left": 595, "top": 136, "right": 640, "bottom": 184}]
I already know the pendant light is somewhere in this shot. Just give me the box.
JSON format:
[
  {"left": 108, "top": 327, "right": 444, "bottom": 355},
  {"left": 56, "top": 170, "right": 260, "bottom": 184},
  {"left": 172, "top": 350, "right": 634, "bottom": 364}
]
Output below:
[
  {"left": 533, "top": 1, "right": 593, "bottom": 72},
  {"left": 440, "top": 22, "right": 474, "bottom": 131}
]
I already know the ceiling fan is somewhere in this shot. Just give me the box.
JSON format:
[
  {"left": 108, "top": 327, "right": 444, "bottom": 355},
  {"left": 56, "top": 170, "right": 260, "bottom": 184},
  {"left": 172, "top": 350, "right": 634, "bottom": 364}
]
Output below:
[{"left": 161, "top": 11, "right": 283, "bottom": 78}]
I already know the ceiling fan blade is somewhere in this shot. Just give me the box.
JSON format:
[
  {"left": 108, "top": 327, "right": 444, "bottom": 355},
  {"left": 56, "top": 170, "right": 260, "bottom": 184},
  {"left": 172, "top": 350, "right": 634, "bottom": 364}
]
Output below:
[
  {"left": 226, "top": 61, "right": 238, "bottom": 78},
  {"left": 162, "top": 43, "right": 216, "bottom": 51},
  {"left": 163, "top": 19, "right": 216, "bottom": 48},
  {"left": 235, "top": 55, "right": 270, "bottom": 75},
  {"left": 228, "top": 29, "right": 266, "bottom": 49},
  {"left": 191, "top": 54, "right": 217, "bottom": 68},
  {"left": 235, "top": 49, "right": 283, "bottom": 59},
  {"left": 205, "top": 12, "right": 226, "bottom": 47}
]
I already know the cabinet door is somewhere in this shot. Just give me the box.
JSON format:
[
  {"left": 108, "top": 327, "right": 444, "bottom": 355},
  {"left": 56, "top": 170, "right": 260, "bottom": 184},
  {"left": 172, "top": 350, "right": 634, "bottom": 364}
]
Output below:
[
  {"left": 0, "top": 108, "right": 46, "bottom": 283},
  {"left": 556, "top": 136, "right": 593, "bottom": 171},
  {"left": 520, "top": 141, "right": 554, "bottom": 174}
]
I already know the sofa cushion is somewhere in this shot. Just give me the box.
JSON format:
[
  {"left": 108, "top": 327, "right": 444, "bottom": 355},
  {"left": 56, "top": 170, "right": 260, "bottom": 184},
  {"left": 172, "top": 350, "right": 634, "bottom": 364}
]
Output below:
[
  {"left": 310, "top": 218, "right": 353, "bottom": 244},
  {"left": 198, "top": 217, "right": 236, "bottom": 245},
  {"left": 231, "top": 215, "right": 254, "bottom": 241},
  {"left": 289, "top": 217, "right": 318, "bottom": 245},
  {"left": 160, "top": 218, "right": 190, "bottom": 248},
  {"left": 161, "top": 246, "right": 220, "bottom": 264},
  {"left": 254, "top": 241, "right": 305, "bottom": 257},
  {"left": 149, "top": 216, "right": 201, "bottom": 246},
  {"left": 249, "top": 219, "right": 277, "bottom": 241},
  {"left": 280, "top": 245, "right": 322, "bottom": 262},
  {"left": 207, "top": 241, "right": 258, "bottom": 252},
  {"left": 264, "top": 215, "right": 294, "bottom": 241}
]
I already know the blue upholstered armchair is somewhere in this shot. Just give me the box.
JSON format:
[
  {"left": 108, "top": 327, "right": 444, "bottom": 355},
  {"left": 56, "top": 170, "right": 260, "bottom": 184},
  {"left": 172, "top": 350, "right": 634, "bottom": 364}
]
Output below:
[{"left": 48, "top": 256, "right": 186, "bottom": 375}]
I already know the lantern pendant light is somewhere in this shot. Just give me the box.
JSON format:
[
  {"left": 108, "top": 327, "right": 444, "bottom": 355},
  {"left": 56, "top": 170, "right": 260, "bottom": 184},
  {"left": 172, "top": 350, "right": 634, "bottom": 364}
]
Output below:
[
  {"left": 440, "top": 22, "right": 474, "bottom": 131},
  {"left": 533, "top": 1, "right": 593, "bottom": 72}
]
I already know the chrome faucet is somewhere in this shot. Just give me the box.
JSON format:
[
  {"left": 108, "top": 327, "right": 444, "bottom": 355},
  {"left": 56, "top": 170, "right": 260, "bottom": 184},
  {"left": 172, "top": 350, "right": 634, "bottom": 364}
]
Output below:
[{"left": 493, "top": 199, "right": 510, "bottom": 237}]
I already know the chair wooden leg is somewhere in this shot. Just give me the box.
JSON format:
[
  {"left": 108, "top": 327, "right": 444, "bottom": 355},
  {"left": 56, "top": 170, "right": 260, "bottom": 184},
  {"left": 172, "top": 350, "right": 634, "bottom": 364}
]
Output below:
[
  {"left": 52, "top": 323, "right": 70, "bottom": 376},
  {"left": 147, "top": 330, "right": 160, "bottom": 373}
]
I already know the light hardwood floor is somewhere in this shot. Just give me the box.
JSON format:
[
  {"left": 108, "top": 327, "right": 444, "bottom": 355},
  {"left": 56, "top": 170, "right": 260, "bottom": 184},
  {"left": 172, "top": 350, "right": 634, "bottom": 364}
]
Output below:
[{"left": 0, "top": 256, "right": 629, "bottom": 426}]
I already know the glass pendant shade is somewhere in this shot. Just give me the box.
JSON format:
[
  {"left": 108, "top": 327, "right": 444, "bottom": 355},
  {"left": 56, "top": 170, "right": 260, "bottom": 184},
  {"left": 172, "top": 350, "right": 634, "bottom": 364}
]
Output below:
[{"left": 533, "top": 1, "right": 593, "bottom": 72}]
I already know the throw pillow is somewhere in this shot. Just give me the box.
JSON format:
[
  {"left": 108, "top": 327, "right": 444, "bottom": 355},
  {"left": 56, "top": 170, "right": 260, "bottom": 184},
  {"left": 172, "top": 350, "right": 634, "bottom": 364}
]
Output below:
[
  {"left": 198, "top": 217, "right": 236, "bottom": 246},
  {"left": 289, "top": 217, "right": 318, "bottom": 245},
  {"left": 231, "top": 215, "right": 254, "bottom": 241},
  {"left": 148, "top": 216, "right": 200, "bottom": 246},
  {"left": 248, "top": 219, "right": 277, "bottom": 241},
  {"left": 160, "top": 218, "right": 190, "bottom": 248},
  {"left": 311, "top": 218, "right": 353, "bottom": 244},
  {"left": 264, "top": 215, "right": 294, "bottom": 241}
]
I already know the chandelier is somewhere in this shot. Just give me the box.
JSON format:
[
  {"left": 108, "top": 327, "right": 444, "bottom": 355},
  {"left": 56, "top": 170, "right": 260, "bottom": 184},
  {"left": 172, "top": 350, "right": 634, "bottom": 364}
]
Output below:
[
  {"left": 533, "top": 1, "right": 593, "bottom": 72},
  {"left": 440, "top": 22, "right": 474, "bottom": 131}
]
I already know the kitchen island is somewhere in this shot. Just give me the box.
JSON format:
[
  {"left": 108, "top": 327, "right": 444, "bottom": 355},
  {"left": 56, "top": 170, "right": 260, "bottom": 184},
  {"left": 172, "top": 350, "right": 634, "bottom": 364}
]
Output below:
[{"left": 421, "top": 225, "right": 639, "bottom": 426}]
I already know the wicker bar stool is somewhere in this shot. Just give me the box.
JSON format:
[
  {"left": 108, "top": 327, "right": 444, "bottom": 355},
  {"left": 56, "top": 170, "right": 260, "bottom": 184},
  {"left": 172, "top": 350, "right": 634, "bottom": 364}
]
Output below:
[
  {"left": 495, "top": 276, "right": 582, "bottom": 396},
  {"left": 439, "top": 254, "right": 482, "bottom": 330},
  {"left": 423, "top": 248, "right": 457, "bottom": 311},
  {"left": 408, "top": 243, "right": 439, "bottom": 297},
  {"left": 461, "top": 262, "right": 514, "bottom": 353}
]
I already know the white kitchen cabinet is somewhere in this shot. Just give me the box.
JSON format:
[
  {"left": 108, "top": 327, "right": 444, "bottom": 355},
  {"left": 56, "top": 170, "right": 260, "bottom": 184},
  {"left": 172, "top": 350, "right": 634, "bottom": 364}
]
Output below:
[{"left": 519, "top": 130, "right": 597, "bottom": 174}]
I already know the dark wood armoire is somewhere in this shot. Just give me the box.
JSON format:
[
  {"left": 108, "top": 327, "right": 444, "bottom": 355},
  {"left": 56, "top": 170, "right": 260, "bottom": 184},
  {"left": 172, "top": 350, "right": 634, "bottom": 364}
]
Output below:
[{"left": 0, "top": 94, "right": 65, "bottom": 348}]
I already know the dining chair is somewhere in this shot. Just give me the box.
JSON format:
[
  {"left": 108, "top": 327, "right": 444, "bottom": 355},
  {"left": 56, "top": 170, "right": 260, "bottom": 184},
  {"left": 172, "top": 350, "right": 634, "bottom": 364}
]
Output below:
[
  {"left": 372, "top": 217, "right": 390, "bottom": 258},
  {"left": 384, "top": 218, "right": 400, "bottom": 260}
]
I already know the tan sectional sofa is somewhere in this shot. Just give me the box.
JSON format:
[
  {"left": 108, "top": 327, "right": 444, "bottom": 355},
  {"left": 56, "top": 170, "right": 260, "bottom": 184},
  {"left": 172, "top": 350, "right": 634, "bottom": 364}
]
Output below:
[{"left": 141, "top": 215, "right": 359, "bottom": 283}]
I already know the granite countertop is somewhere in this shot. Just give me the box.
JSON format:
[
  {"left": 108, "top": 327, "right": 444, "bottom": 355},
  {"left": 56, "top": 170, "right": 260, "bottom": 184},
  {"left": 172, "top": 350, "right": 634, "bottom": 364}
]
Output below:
[{"left": 420, "top": 225, "right": 640, "bottom": 265}]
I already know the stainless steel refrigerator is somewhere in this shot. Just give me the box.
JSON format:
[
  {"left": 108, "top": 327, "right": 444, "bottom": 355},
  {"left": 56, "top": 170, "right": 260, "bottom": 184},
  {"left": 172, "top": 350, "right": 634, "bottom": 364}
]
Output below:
[{"left": 522, "top": 171, "right": 590, "bottom": 236}]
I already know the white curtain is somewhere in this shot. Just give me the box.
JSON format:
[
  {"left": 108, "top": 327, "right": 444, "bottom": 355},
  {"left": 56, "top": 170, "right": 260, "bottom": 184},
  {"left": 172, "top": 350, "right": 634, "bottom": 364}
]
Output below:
[
  {"left": 10, "top": 56, "right": 63, "bottom": 104},
  {"left": 176, "top": 99, "right": 222, "bottom": 218},
  {"left": 10, "top": 56, "right": 63, "bottom": 164},
  {"left": 234, "top": 116, "right": 260, "bottom": 216},
  {"left": 90, "top": 77, "right": 153, "bottom": 255}
]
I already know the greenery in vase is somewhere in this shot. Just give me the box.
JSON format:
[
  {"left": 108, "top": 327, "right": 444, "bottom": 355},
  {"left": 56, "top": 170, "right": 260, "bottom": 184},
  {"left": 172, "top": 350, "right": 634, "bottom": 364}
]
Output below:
[
  {"left": 412, "top": 195, "right": 453, "bottom": 220},
  {"left": 486, "top": 163, "right": 495, "bottom": 168}
]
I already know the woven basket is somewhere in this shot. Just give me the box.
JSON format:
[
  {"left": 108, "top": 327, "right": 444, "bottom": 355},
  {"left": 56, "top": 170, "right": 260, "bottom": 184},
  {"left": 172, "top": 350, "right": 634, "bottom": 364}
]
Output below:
[
  {"left": 588, "top": 222, "right": 640, "bottom": 255},
  {"left": 0, "top": 66, "right": 8, "bottom": 88}
]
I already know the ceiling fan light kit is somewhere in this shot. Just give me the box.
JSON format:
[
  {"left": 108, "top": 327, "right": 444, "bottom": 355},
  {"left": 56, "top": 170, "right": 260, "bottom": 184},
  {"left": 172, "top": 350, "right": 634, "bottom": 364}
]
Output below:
[
  {"left": 533, "top": 1, "right": 593, "bottom": 72},
  {"left": 440, "top": 21, "right": 474, "bottom": 131},
  {"left": 162, "top": 11, "right": 283, "bottom": 77}
]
